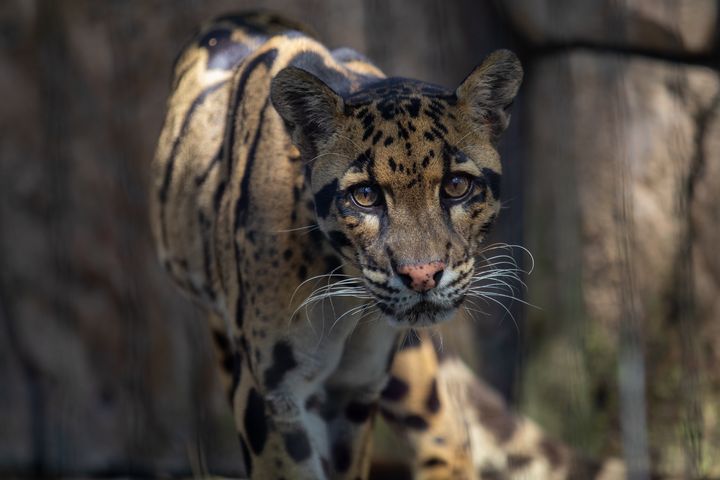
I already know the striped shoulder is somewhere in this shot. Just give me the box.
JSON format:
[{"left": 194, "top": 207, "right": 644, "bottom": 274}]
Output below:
[{"left": 171, "top": 11, "right": 317, "bottom": 88}]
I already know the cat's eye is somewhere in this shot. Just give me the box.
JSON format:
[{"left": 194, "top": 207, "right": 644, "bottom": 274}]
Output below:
[
  {"left": 441, "top": 174, "right": 472, "bottom": 200},
  {"left": 350, "top": 184, "right": 382, "bottom": 208}
]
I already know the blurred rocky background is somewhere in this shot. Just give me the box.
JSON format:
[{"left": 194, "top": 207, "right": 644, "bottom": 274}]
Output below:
[{"left": 0, "top": 0, "right": 718, "bottom": 478}]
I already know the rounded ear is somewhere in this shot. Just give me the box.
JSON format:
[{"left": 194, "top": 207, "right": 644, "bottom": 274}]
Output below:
[
  {"left": 270, "top": 66, "right": 344, "bottom": 156},
  {"left": 456, "top": 50, "right": 523, "bottom": 142}
]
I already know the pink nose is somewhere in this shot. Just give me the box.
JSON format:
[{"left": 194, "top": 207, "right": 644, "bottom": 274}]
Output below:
[{"left": 396, "top": 261, "right": 445, "bottom": 292}]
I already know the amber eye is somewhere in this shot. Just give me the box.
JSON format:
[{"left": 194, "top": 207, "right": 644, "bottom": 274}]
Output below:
[
  {"left": 442, "top": 174, "right": 472, "bottom": 200},
  {"left": 350, "top": 184, "right": 382, "bottom": 208}
]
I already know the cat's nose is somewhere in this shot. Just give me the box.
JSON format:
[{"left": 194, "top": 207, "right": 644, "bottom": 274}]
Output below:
[{"left": 396, "top": 261, "right": 445, "bottom": 292}]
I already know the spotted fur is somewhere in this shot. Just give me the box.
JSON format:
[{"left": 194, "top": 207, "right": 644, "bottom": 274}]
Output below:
[
  {"left": 143, "top": 11, "right": 613, "bottom": 480},
  {"left": 378, "top": 330, "right": 626, "bottom": 480}
]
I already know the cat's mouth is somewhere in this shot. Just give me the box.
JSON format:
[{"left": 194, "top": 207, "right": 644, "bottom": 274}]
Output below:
[
  {"left": 358, "top": 263, "right": 471, "bottom": 326},
  {"left": 378, "top": 298, "right": 460, "bottom": 327}
]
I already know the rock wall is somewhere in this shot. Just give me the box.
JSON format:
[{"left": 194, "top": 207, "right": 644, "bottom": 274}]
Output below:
[{"left": 500, "top": 1, "right": 720, "bottom": 477}]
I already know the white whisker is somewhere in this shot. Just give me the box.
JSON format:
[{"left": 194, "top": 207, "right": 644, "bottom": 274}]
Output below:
[
  {"left": 304, "top": 151, "right": 353, "bottom": 165},
  {"left": 289, "top": 263, "right": 348, "bottom": 306},
  {"left": 272, "top": 224, "right": 320, "bottom": 234},
  {"left": 333, "top": 133, "right": 364, "bottom": 152}
]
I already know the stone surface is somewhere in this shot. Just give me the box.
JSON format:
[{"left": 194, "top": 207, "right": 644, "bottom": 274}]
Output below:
[
  {"left": 521, "top": 50, "right": 720, "bottom": 476},
  {"left": 501, "top": 0, "right": 720, "bottom": 56}
]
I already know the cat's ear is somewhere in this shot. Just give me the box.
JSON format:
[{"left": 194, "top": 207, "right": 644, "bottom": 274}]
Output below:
[
  {"left": 271, "top": 66, "right": 344, "bottom": 155},
  {"left": 455, "top": 50, "right": 523, "bottom": 143}
]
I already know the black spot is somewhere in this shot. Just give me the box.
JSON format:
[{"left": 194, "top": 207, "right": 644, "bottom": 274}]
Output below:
[
  {"left": 282, "top": 429, "right": 312, "bottom": 462},
  {"left": 332, "top": 442, "right": 352, "bottom": 472},
  {"left": 421, "top": 457, "right": 448, "bottom": 469},
  {"left": 372, "top": 130, "right": 383, "bottom": 145},
  {"left": 361, "top": 113, "right": 375, "bottom": 140},
  {"left": 424, "top": 131, "right": 435, "bottom": 141},
  {"left": 388, "top": 157, "right": 397, "bottom": 172},
  {"left": 404, "top": 414, "right": 429, "bottom": 430},
  {"left": 239, "top": 435, "right": 253, "bottom": 476},
  {"left": 422, "top": 156, "right": 430, "bottom": 168},
  {"left": 244, "top": 389, "right": 268, "bottom": 454},
  {"left": 384, "top": 136, "right": 394, "bottom": 147},
  {"left": 381, "top": 376, "right": 409, "bottom": 401},
  {"left": 345, "top": 401, "right": 375, "bottom": 423},
  {"left": 481, "top": 168, "right": 501, "bottom": 199},
  {"left": 351, "top": 149, "right": 373, "bottom": 171},
  {"left": 407, "top": 98, "right": 421, "bottom": 117},
  {"left": 378, "top": 100, "right": 397, "bottom": 119},
  {"left": 363, "top": 125, "right": 375, "bottom": 141},
  {"left": 328, "top": 230, "right": 352, "bottom": 248},
  {"left": 263, "top": 341, "right": 298, "bottom": 390},
  {"left": 424, "top": 108, "right": 440, "bottom": 123},
  {"left": 314, "top": 179, "right": 338, "bottom": 218},
  {"left": 426, "top": 380, "right": 440, "bottom": 413},
  {"left": 362, "top": 112, "right": 375, "bottom": 129},
  {"left": 283, "top": 249, "right": 293, "bottom": 260},
  {"left": 397, "top": 121, "right": 409, "bottom": 139}
]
